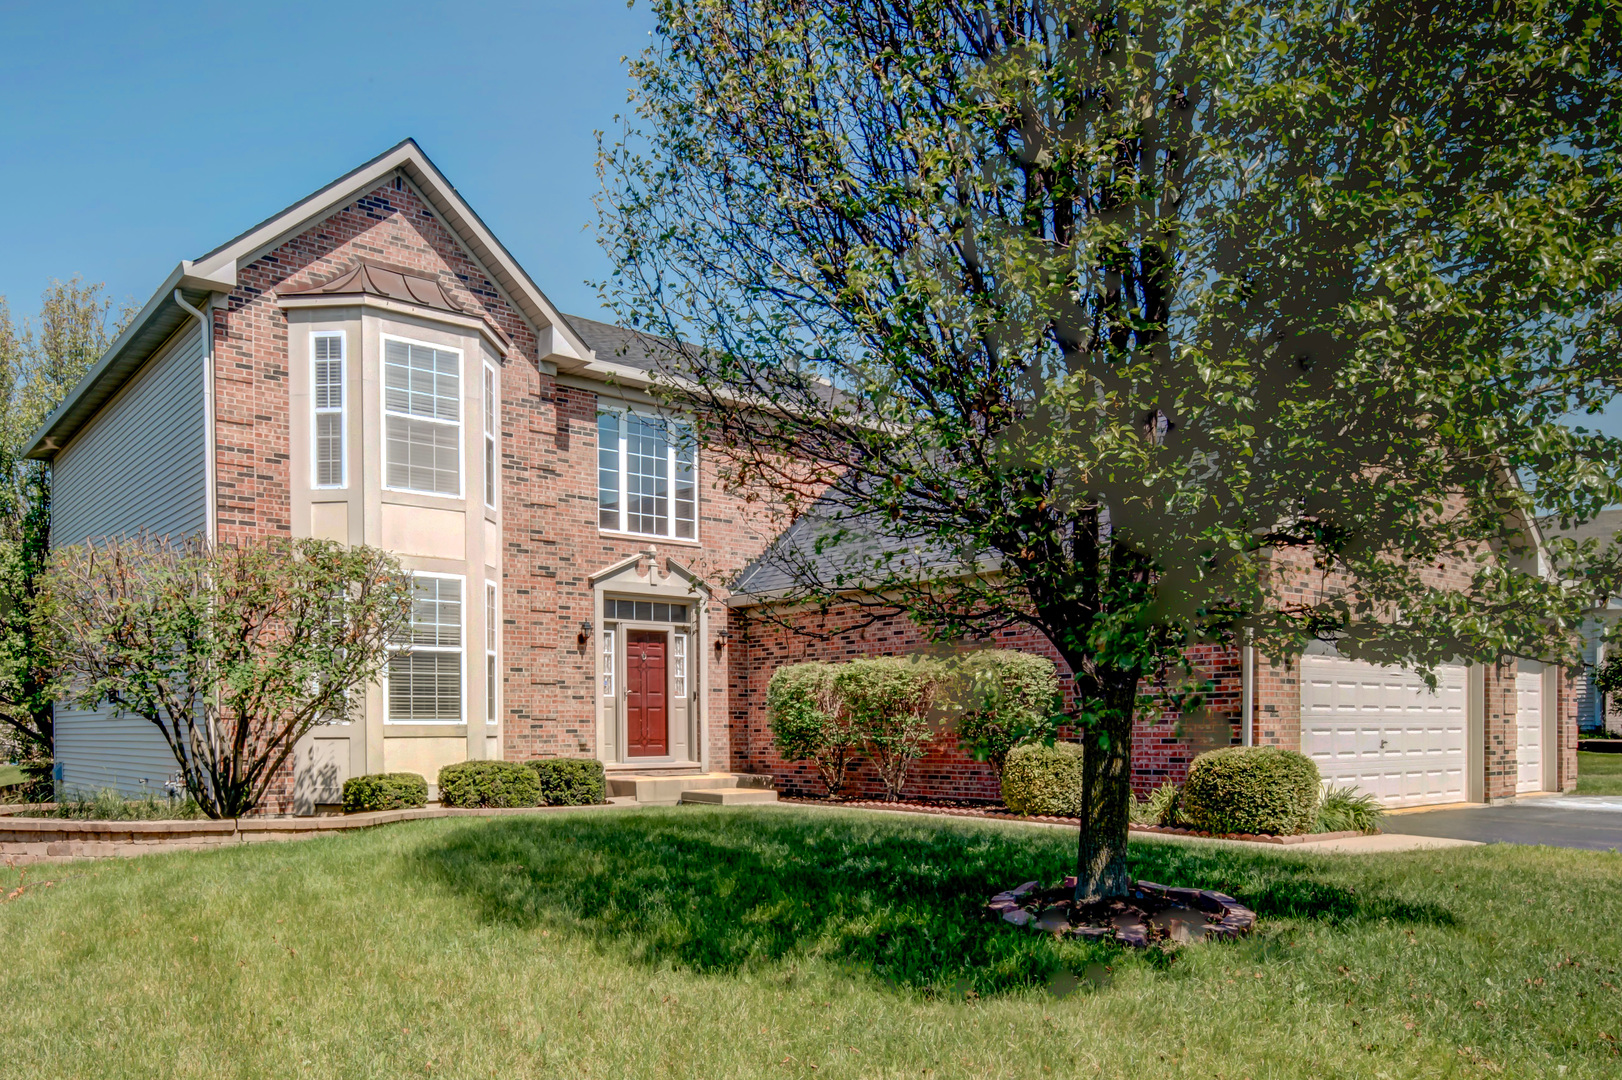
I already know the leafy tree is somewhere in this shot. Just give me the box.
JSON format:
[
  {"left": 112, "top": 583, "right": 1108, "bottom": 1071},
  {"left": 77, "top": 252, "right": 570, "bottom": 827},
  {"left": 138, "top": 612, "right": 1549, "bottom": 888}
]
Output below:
[
  {"left": 0, "top": 279, "right": 135, "bottom": 759},
  {"left": 38, "top": 536, "right": 412, "bottom": 818},
  {"left": 600, "top": 1, "right": 1622, "bottom": 898}
]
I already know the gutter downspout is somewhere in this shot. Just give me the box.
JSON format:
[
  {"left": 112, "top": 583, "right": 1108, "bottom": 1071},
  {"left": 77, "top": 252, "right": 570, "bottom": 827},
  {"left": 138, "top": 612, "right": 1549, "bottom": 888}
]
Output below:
[
  {"left": 1241, "top": 644, "right": 1255, "bottom": 746},
  {"left": 173, "top": 290, "right": 217, "bottom": 544}
]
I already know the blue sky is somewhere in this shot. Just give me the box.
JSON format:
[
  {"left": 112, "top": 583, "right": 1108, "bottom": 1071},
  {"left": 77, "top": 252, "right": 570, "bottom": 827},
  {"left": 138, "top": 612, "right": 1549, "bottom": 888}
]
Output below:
[{"left": 0, "top": 0, "right": 653, "bottom": 326}]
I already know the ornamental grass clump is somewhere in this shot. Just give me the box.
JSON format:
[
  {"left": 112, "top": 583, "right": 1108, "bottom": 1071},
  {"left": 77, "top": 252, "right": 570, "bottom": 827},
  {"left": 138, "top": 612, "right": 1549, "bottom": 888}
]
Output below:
[
  {"left": 1129, "top": 781, "right": 1182, "bottom": 827},
  {"left": 1179, "top": 746, "right": 1321, "bottom": 836},
  {"left": 437, "top": 761, "right": 540, "bottom": 809},
  {"left": 1001, "top": 740, "right": 1084, "bottom": 817},
  {"left": 1314, "top": 784, "right": 1386, "bottom": 834},
  {"left": 341, "top": 772, "right": 428, "bottom": 813},
  {"left": 952, "top": 650, "right": 1062, "bottom": 779},
  {"left": 767, "top": 661, "right": 858, "bottom": 798},
  {"left": 836, "top": 656, "right": 944, "bottom": 802}
]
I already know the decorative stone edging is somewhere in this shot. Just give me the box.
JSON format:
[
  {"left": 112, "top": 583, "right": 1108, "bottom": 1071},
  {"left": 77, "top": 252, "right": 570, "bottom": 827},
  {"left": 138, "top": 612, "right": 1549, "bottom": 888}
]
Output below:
[
  {"left": 0, "top": 802, "right": 614, "bottom": 865},
  {"left": 780, "top": 797, "right": 1368, "bottom": 843},
  {"left": 988, "top": 877, "right": 1257, "bottom": 948}
]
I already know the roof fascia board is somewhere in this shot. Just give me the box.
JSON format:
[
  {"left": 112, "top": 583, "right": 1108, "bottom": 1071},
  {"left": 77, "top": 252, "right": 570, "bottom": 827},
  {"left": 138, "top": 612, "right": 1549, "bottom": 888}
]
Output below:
[
  {"left": 187, "top": 140, "right": 592, "bottom": 367},
  {"left": 23, "top": 260, "right": 231, "bottom": 459}
]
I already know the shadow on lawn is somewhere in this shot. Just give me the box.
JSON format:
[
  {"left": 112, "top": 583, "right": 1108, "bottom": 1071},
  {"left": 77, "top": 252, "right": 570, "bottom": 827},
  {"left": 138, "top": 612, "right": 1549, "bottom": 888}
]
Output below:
[{"left": 413, "top": 809, "right": 1455, "bottom": 994}]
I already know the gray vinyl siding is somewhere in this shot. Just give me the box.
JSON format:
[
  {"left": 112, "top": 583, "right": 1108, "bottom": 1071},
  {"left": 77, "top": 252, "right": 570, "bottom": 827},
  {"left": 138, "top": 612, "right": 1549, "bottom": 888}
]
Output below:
[
  {"left": 53, "top": 705, "right": 182, "bottom": 798},
  {"left": 52, "top": 321, "right": 205, "bottom": 546},
  {"left": 49, "top": 321, "right": 205, "bottom": 796}
]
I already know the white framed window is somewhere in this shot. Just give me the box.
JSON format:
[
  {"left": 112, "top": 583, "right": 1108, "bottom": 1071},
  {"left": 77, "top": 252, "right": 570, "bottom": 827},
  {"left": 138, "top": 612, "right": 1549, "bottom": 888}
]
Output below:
[
  {"left": 672, "top": 632, "right": 687, "bottom": 699},
  {"left": 596, "top": 409, "right": 696, "bottom": 539},
  {"left": 386, "top": 574, "right": 463, "bottom": 723},
  {"left": 383, "top": 335, "right": 461, "bottom": 497},
  {"left": 601, "top": 627, "right": 615, "bottom": 697},
  {"left": 483, "top": 363, "right": 498, "bottom": 509},
  {"left": 311, "top": 332, "right": 346, "bottom": 488},
  {"left": 485, "top": 581, "right": 498, "bottom": 725}
]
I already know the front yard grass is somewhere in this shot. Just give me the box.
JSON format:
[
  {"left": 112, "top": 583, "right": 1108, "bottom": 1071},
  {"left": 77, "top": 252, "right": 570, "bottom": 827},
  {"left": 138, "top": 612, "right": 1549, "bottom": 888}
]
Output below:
[
  {"left": 0, "top": 763, "right": 26, "bottom": 789},
  {"left": 2, "top": 806, "right": 1619, "bottom": 1079},
  {"left": 1575, "top": 750, "right": 1622, "bottom": 796}
]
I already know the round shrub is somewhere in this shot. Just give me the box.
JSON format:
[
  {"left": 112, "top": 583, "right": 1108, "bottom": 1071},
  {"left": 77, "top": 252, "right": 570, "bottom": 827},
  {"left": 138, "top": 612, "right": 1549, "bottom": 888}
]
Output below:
[
  {"left": 528, "top": 757, "right": 607, "bottom": 805},
  {"left": 1001, "top": 740, "right": 1085, "bottom": 817},
  {"left": 437, "top": 760, "right": 541, "bottom": 808},
  {"left": 1179, "top": 746, "right": 1320, "bottom": 836},
  {"left": 953, "top": 650, "right": 1062, "bottom": 777},
  {"left": 342, "top": 772, "right": 428, "bottom": 813}
]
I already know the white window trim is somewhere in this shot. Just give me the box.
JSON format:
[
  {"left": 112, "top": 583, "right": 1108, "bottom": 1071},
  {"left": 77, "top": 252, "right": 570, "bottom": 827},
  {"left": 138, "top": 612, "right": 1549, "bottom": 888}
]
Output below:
[
  {"left": 384, "top": 570, "right": 467, "bottom": 725},
  {"left": 310, "top": 331, "right": 346, "bottom": 489},
  {"left": 596, "top": 406, "right": 699, "bottom": 542},
  {"left": 485, "top": 579, "right": 499, "bottom": 725},
  {"left": 381, "top": 332, "right": 464, "bottom": 499},
  {"left": 484, "top": 362, "right": 499, "bottom": 510}
]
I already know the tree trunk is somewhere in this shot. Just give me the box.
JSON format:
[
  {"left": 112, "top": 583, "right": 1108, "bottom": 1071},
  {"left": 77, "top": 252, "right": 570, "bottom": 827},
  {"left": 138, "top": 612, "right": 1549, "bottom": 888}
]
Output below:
[{"left": 1075, "top": 675, "right": 1137, "bottom": 903}]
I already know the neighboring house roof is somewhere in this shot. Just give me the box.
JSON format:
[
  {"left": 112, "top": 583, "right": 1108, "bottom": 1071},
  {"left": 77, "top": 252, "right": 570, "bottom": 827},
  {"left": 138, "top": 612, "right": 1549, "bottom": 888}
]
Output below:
[
  {"left": 1540, "top": 507, "right": 1622, "bottom": 549},
  {"left": 25, "top": 138, "right": 594, "bottom": 460}
]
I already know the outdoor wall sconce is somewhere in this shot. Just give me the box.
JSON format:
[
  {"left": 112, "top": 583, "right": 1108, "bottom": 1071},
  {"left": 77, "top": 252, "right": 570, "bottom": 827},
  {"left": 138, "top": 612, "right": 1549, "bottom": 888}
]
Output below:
[
  {"left": 578, "top": 619, "right": 593, "bottom": 644},
  {"left": 715, "top": 629, "right": 729, "bottom": 652}
]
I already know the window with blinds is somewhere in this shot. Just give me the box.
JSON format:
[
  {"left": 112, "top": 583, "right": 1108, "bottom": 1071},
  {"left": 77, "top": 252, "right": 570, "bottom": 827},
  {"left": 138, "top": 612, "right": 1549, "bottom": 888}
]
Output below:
[
  {"left": 483, "top": 364, "right": 498, "bottom": 508},
  {"left": 384, "top": 337, "right": 461, "bottom": 496},
  {"left": 485, "top": 581, "right": 498, "bottom": 725},
  {"left": 387, "top": 575, "right": 463, "bottom": 722},
  {"left": 312, "top": 332, "right": 345, "bottom": 488},
  {"left": 596, "top": 410, "right": 696, "bottom": 539}
]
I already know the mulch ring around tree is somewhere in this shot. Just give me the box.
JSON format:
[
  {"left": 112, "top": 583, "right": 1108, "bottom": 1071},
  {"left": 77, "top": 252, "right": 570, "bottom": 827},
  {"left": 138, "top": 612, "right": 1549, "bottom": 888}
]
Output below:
[{"left": 988, "top": 878, "right": 1257, "bottom": 948}]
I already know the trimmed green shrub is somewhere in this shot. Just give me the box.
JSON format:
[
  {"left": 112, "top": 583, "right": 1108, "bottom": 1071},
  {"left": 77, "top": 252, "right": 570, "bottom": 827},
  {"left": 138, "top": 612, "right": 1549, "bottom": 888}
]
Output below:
[
  {"left": 768, "top": 661, "right": 858, "bottom": 798},
  {"left": 836, "top": 655, "right": 945, "bottom": 802},
  {"left": 528, "top": 757, "right": 607, "bottom": 806},
  {"left": 341, "top": 772, "right": 428, "bottom": 813},
  {"left": 1130, "top": 781, "right": 1182, "bottom": 826},
  {"left": 952, "top": 650, "right": 1062, "bottom": 778},
  {"left": 1314, "top": 785, "right": 1386, "bottom": 834},
  {"left": 1180, "top": 746, "right": 1320, "bottom": 836},
  {"left": 437, "top": 760, "right": 541, "bottom": 809},
  {"left": 1001, "top": 740, "right": 1084, "bottom": 817}
]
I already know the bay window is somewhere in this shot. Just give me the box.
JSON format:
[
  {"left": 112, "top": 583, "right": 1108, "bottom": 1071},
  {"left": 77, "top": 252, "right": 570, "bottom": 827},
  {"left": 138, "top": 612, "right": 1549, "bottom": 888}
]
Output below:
[
  {"left": 387, "top": 575, "right": 463, "bottom": 723},
  {"left": 384, "top": 336, "right": 461, "bottom": 496}
]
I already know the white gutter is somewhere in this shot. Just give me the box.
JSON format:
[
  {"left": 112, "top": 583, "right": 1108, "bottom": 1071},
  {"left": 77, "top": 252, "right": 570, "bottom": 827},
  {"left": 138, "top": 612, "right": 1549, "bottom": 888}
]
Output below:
[
  {"left": 1241, "top": 644, "right": 1255, "bottom": 746},
  {"left": 172, "top": 290, "right": 217, "bottom": 544}
]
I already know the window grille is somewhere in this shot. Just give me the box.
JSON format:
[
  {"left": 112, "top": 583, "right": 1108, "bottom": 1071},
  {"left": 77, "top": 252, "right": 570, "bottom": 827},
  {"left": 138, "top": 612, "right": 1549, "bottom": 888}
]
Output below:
[
  {"left": 384, "top": 338, "right": 460, "bottom": 496},
  {"left": 387, "top": 575, "right": 462, "bottom": 722},
  {"left": 313, "top": 333, "right": 345, "bottom": 487}
]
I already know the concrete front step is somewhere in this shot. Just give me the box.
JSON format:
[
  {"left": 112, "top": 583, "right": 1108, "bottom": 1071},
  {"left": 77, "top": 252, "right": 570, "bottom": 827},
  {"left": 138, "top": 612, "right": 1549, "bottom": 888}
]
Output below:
[
  {"left": 606, "top": 772, "right": 775, "bottom": 806},
  {"left": 679, "top": 788, "right": 779, "bottom": 806}
]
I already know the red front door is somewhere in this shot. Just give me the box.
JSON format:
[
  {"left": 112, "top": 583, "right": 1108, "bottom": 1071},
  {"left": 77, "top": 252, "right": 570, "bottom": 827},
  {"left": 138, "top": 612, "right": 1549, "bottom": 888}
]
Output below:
[{"left": 625, "top": 630, "right": 668, "bottom": 757}]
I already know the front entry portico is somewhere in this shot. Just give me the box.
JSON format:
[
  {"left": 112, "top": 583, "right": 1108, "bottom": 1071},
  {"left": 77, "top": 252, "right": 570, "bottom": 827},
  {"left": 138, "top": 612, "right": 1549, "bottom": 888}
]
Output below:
[{"left": 589, "top": 550, "right": 709, "bottom": 771}]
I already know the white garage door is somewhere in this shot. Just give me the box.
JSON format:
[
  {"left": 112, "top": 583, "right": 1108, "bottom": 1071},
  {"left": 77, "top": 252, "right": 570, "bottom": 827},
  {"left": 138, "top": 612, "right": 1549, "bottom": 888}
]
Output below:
[
  {"left": 1301, "top": 655, "right": 1467, "bottom": 808},
  {"left": 1515, "top": 672, "right": 1543, "bottom": 794}
]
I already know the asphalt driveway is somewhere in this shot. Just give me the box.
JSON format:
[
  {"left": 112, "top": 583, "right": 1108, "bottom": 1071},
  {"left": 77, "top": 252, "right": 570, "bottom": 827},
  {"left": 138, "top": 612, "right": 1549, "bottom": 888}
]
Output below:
[{"left": 1382, "top": 797, "right": 1622, "bottom": 852}]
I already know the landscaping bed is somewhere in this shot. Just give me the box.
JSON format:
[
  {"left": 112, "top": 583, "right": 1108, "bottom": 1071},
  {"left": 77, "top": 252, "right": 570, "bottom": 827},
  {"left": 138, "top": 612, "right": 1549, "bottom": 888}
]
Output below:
[{"left": 781, "top": 795, "right": 1368, "bottom": 842}]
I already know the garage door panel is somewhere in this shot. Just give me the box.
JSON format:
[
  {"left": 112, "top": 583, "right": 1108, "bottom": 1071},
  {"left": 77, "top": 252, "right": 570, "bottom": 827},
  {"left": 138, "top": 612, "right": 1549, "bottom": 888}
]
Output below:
[
  {"left": 1515, "top": 672, "right": 1542, "bottom": 794},
  {"left": 1301, "top": 655, "right": 1467, "bottom": 808}
]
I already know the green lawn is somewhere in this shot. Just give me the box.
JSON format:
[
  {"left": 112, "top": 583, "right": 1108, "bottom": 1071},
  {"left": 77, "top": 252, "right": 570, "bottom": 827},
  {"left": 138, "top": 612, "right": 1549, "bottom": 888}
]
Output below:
[
  {"left": 0, "top": 763, "right": 25, "bottom": 788},
  {"left": 2, "top": 807, "right": 1619, "bottom": 1079},
  {"left": 1575, "top": 750, "right": 1622, "bottom": 796}
]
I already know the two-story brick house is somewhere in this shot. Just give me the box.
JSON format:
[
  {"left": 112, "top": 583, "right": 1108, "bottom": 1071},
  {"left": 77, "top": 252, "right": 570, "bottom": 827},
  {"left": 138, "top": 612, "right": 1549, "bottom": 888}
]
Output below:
[
  {"left": 26, "top": 140, "right": 785, "bottom": 811},
  {"left": 27, "top": 139, "right": 1579, "bottom": 813}
]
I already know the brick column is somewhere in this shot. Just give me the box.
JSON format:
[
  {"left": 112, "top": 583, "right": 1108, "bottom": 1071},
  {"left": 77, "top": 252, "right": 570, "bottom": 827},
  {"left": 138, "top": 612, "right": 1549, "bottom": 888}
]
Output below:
[
  {"left": 1481, "top": 661, "right": 1518, "bottom": 801},
  {"left": 1252, "top": 653, "right": 1301, "bottom": 750},
  {"left": 1557, "top": 665, "right": 1580, "bottom": 792}
]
